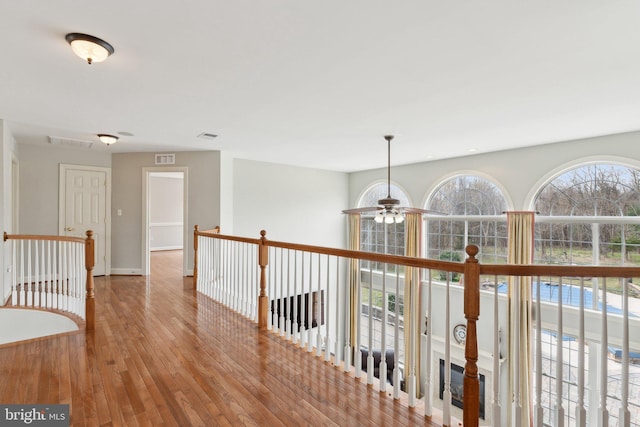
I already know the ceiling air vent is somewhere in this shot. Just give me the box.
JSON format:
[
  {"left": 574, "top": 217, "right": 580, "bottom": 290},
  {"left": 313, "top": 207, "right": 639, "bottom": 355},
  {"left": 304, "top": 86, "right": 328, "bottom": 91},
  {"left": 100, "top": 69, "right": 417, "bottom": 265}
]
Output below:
[
  {"left": 155, "top": 154, "right": 175, "bottom": 165},
  {"left": 48, "top": 136, "right": 93, "bottom": 149},
  {"left": 197, "top": 132, "right": 218, "bottom": 140}
]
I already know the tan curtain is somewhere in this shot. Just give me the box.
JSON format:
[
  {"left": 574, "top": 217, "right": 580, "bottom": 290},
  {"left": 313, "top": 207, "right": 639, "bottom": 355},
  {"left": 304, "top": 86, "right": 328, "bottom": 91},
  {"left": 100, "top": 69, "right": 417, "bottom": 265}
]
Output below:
[
  {"left": 507, "top": 211, "right": 534, "bottom": 427},
  {"left": 348, "top": 214, "right": 360, "bottom": 349},
  {"left": 404, "top": 213, "right": 422, "bottom": 396}
]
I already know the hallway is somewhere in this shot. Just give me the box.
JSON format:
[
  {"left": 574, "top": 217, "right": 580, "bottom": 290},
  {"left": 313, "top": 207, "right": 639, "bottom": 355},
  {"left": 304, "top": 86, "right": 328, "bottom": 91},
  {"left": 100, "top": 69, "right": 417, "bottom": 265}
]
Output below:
[{"left": 0, "top": 251, "right": 437, "bottom": 426}]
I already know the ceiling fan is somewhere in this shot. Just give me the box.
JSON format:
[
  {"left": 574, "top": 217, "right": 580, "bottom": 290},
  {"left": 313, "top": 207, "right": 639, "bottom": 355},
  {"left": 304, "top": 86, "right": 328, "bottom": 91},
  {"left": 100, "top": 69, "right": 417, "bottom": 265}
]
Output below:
[{"left": 342, "top": 135, "right": 436, "bottom": 223}]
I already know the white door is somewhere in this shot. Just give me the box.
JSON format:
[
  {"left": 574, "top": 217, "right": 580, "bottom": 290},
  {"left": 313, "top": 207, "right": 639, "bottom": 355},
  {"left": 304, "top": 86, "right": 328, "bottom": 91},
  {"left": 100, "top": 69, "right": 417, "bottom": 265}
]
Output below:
[{"left": 61, "top": 167, "right": 108, "bottom": 276}]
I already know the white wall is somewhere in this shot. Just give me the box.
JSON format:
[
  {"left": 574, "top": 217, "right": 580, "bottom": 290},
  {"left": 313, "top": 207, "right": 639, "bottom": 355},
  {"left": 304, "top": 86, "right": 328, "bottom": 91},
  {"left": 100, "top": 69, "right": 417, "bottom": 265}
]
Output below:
[
  {"left": 111, "top": 152, "right": 220, "bottom": 274},
  {"left": 17, "top": 143, "right": 111, "bottom": 235},
  {"left": 233, "top": 159, "right": 348, "bottom": 248},
  {"left": 349, "top": 130, "right": 640, "bottom": 211}
]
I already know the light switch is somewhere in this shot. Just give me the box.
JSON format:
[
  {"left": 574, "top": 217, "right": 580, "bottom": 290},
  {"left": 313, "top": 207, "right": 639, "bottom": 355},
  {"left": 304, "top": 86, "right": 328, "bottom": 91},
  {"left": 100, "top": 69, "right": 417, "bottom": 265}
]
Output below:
[{"left": 117, "top": 209, "right": 122, "bottom": 216}]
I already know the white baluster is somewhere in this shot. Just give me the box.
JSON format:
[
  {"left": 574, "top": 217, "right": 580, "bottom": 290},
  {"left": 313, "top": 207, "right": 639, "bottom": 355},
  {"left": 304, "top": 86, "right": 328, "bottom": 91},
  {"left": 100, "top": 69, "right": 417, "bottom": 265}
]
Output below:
[
  {"left": 293, "top": 251, "right": 300, "bottom": 345},
  {"left": 46, "top": 240, "right": 52, "bottom": 308},
  {"left": 27, "top": 240, "right": 32, "bottom": 306},
  {"left": 534, "top": 277, "right": 544, "bottom": 427},
  {"left": 324, "top": 255, "right": 332, "bottom": 363},
  {"left": 366, "top": 263, "right": 374, "bottom": 385},
  {"left": 307, "top": 253, "right": 314, "bottom": 353},
  {"left": 34, "top": 240, "right": 40, "bottom": 307},
  {"left": 286, "top": 250, "right": 292, "bottom": 341},
  {"left": 512, "top": 276, "right": 522, "bottom": 427},
  {"left": 424, "top": 269, "right": 432, "bottom": 417},
  {"left": 316, "top": 253, "right": 322, "bottom": 357},
  {"left": 52, "top": 240, "right": 58, "bottom": 310},
  {"left": 599, "top": 279, "right": 609, "bottom": 426},
  {"left": 379, "top": 262, "right": 388, "bottom": 392},
  {"left": 443, "top": 274, "right": 451, "bottom": 426},
  {"left": 575, "top": 278, "right": 586, "bottom": 426},
  {"left": 333, "top": 256, "right": 341, "bottom": 367},
  {"left": 19, "top": 240, "right": 25, "bottom": 305},
  {"left": 619, "top": 278, "right": 630, "bottom": 427},
  {"left": 343, "top": 255, "right": 351, "bottom": 372},
  {"left": 494, "top": 274, "right": 502, "bottom": 426},
  {"left": 555, "top": 278, "right": 564, "bottom": 427},
  {"left": 11, "top": 240, "right": 17, "bottom": 305},
  {"left": 279, "top": 248, "right": 285, "bottom": 335},
  {"left": 392, "top": 268, "right": 400, "bottom": 399}
]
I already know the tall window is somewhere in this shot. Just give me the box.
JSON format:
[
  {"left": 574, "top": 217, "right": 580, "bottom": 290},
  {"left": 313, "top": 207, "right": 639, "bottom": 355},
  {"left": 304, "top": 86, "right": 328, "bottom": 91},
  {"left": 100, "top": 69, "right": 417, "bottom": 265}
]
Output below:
[
  {"left": 357, "top": 183, "right": 410, "bottom": 362},
  {"left": 359, "top": 183, "right": 410, "bottom": 256},
  {"left": 533, "top": 163, "right": 640, "bottom": 427},
  {"left": 426, "top": 175, "right": 509, "bottom": 267}
]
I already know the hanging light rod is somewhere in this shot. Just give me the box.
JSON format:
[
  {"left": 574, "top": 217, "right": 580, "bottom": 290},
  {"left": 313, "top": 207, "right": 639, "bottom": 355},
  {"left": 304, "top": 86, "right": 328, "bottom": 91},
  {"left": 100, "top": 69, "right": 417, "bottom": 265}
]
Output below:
[{"left": 65, "top": 33, "right": 114, "bottom": 64}]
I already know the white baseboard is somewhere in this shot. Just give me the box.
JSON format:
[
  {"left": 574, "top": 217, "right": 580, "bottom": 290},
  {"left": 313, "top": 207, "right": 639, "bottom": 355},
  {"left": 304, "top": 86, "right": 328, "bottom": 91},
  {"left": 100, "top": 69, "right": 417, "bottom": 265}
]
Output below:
[
  {"left": 186, "top": 268, "right": 194, "bottom": 277},
  {"left": 150, "top": 246, "right": 183, "bottom": 251},
  {"left": 110, "top": 268, "right": 144, "bottom": 275}
]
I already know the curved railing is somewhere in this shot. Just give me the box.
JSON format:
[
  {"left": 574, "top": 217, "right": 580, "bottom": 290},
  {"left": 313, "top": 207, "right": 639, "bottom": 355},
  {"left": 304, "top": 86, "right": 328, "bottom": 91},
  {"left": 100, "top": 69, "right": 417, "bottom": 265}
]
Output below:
[
  {"left": 194, "top": 226, "right": 640, "bottom": 427},
  {"left": 3, "top": 231, "right": 95, "bottom": 330}
]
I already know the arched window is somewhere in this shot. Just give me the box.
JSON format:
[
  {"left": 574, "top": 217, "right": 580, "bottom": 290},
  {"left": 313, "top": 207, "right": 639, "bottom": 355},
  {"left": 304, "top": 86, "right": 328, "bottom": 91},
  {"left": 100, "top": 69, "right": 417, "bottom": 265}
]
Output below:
[
  {"left": 358, "top": 182, "right": 410, "bottom": 256},
  {"left": 426, "top": 175, "right": 509, "bottom": 266},
  {"left": 534, "top": 163, "right": 640, "bottom": 266},
  {"left": 533, "top": 163, "right": 640, "bottom": 426}
]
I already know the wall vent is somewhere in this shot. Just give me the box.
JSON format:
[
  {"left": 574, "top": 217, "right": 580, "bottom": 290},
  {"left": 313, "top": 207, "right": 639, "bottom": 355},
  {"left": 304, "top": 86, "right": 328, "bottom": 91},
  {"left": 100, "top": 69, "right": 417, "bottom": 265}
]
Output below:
[{"left": 155, "top": 154, "right": 176, "bottom": 165}]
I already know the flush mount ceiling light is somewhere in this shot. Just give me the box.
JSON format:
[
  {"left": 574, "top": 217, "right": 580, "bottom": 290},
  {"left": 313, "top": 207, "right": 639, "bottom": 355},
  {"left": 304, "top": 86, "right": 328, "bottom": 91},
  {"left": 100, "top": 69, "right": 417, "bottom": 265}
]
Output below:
[
  {"left": 97, "top": 134, "right": 119, "bottom": 145},
  {"left": 65, "top": 33, "right": 114, "bottom": 64}
]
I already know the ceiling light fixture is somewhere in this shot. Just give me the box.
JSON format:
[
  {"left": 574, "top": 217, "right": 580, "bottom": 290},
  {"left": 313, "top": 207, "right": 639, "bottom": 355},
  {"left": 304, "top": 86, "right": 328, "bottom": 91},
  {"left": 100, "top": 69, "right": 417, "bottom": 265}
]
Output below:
[
  {"left": 65, "top": 33, "right": 114, "bottom": 64},
  {"left": 98, "top": 134, "right": 119, "bottom": 145}
]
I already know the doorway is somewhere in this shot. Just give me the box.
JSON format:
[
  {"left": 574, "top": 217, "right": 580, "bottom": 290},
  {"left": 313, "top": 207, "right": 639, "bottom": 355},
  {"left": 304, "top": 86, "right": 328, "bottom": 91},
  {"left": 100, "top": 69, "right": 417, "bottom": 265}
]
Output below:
[
  {"left": 59, "top": 164, "right": 111, "bottom": 276},
  {"left": 142, "top": 167, "right": 188, "bottom": 276}
]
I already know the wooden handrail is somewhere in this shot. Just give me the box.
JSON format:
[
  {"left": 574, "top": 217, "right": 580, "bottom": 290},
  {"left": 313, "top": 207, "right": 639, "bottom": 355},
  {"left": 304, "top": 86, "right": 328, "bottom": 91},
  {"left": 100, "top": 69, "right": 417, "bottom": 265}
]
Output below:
[
  {"left": 4, "top": 232, "right": 86, "bottom": 245},
  {"left": 194, "top": 228, "right": 464, "bottom": 272},
  {"left": 479, "top": 262, "right": 640, "bottom": 278}
]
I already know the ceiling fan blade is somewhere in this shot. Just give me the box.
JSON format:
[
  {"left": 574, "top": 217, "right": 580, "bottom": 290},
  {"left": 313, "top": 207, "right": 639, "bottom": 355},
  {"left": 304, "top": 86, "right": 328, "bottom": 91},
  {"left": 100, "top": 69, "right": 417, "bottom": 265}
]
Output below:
[
  {"left": 341, "top": 206, "right": 383, "bottom": 214},
  {"left": 402, "top": 207, "right": 448, "bottom": 215}
]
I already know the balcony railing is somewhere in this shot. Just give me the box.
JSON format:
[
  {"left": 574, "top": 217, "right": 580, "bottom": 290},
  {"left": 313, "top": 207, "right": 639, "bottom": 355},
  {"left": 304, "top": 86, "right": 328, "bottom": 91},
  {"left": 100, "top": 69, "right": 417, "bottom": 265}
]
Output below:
[
  {"left": 3, "top": 231, "right": 96, "bottom": 330},
  {"left": 194, "top": 226, "right": 640, "bottom": 427}
]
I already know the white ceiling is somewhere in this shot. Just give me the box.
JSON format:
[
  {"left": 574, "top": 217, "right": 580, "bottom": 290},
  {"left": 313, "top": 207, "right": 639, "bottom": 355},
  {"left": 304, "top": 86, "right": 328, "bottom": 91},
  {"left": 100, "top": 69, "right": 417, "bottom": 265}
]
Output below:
[{"left": 2, "top": 1, "right": 640, "bottom": 172}]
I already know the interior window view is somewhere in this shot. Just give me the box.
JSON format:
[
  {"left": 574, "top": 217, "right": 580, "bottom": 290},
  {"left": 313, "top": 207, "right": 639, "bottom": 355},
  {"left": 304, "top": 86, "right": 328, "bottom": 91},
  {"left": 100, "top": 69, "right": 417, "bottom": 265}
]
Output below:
[{"left": 2, "top": 3, "right": 640, "bottom": 426}]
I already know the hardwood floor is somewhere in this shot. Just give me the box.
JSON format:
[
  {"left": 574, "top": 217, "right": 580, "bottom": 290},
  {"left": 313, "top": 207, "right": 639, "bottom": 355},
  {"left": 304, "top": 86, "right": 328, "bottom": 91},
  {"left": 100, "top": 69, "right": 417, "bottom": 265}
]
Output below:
[{"left": 0, "top": 250, "right": 440, "bottom": 426}]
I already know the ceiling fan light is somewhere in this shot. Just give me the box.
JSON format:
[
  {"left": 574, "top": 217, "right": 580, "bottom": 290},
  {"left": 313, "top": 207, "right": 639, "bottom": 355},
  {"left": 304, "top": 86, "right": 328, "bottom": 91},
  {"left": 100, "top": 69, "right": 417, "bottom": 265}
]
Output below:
[
  {"left": 384, "top": 215, "right": 395, "bottom": 224},
  {"left": 374, "top": 213, "right": 384, "bottom": 223},
  {"left": 395, "top": 215, "right": 404, "bottom": 224}
]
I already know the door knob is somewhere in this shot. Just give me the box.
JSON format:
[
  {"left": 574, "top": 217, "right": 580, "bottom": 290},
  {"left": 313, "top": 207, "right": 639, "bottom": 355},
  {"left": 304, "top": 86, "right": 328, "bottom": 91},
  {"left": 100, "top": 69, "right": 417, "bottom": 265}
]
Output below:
[{"left": 65, "top": 227, "right": 74, "bottom": 231}]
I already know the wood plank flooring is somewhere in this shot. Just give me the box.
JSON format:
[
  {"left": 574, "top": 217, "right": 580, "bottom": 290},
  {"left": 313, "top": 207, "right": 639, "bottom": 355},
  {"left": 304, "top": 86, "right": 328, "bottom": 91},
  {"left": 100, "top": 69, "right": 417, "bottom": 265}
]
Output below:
[{"left": 0, "top": 250, "right": 440, "bottom": 426}]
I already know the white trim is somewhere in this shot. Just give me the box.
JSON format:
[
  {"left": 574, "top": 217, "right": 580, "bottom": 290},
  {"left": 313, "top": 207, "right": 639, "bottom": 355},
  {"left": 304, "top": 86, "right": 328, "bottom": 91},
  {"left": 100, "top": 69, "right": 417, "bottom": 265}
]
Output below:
[
  {"left": 150, "top": 222, "right": 183, "bottom": 227},
  {"left": 110, "top": 268, "right": 144, "bottom": 275},
  {"left": 11, "top": 153, "right": 18, "bottom": 233},
  {"left": 58, "top": 164, "right": 111, "bottom": 276},
  {"left": 150, "top": 245, "right": 183, "bottom": 251},
  {"left": 142, "top": 167, "right": 188, "bottom": 276}
]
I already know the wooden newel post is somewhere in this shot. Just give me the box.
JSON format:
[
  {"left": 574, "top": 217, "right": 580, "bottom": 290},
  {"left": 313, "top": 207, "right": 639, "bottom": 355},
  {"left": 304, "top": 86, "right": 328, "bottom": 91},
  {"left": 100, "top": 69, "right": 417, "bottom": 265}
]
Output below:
[
  {"left": 85, "top": 230, "right": 95, "bottom": 331},
  {"left": 193, "top": 225, "right": 199, "bottom": 289},
  {"left": 258, "top": 230, "right": 269, "bottom": 329},
  {"left": 463, "top": 245, "right": 480, "bottom": 427}
]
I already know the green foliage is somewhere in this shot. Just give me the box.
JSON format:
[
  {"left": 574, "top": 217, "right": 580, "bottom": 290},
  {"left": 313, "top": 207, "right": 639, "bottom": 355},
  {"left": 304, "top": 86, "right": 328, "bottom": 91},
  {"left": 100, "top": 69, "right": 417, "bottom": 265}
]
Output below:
[{"left": 439, "top": 251, "right": 462, "bottom": 281}]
